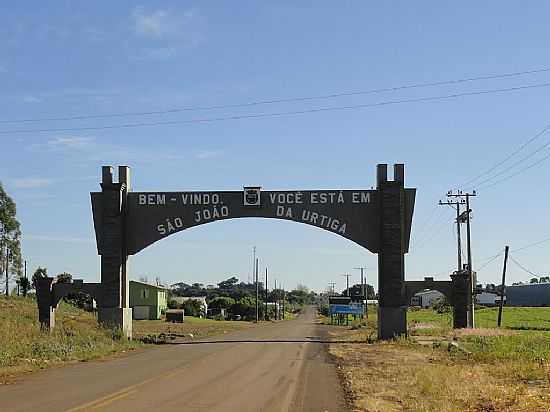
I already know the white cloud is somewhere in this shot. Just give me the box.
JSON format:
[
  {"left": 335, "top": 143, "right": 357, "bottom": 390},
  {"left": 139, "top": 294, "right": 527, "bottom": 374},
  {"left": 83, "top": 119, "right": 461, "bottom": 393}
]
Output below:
[
  {"left": 193, "top": 150, "right": 224, "bottom": 160},
  {"left": 48, "top": 136, "right": 96, "bottom": 149},
  {"left": 38, "top": 135, "right": 184, "bottom": 163},
  {"left": 8, "top": 177, "right": 53, "bottom": 189},
  {"left": 22, "top": 95, "right": 42, "bottom": 104},
  {"left": 133, "top": 7, "right": 174, "bottom": 37},
  {"left": 140, "top": 46, "right": 178, "bottom": 60}
]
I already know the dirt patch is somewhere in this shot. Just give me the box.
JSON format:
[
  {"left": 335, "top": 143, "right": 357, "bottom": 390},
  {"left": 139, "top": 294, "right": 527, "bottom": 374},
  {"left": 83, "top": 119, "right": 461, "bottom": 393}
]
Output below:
[
  {"left": 452, "top": 327, "right": 516, "bottom": 337},
  {"left": 328, "top": 329, "right": 550, "bottom": 412}
]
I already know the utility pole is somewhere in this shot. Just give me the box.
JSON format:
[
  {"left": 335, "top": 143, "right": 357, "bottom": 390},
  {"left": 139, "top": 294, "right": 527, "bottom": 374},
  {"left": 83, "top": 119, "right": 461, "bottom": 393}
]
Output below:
[
  {"left": 328, "top": 282, "right": 336, "bottom": 296},
  {"left": 447, "top": 190, "right": 477, "bottom": 327},
  {"left": 354, "top": 267, "right": 368, "bottom": 318},
  {"left": 265, "top": 267, "right": 268, "bottom": 321},
  {"left": 255, "top": 258, "right": 259, "bottom": 323},
  {"left": 342, "top": 274, "right": 351, "bottom": 296},
  {"left": 274, "top": 279, "right": 278, "bottom": 320},
  {"left": 497, "top": 246, "right": 509, "bottom": 327},
  {"left": 282, "top": 286, "right": 285, "bottom": 320},
  {"left": 438, "top": 198, "right": 465, "bottom": 271},
  {"left": 251, "top": 246, "right": 256, "bottom": 284}
]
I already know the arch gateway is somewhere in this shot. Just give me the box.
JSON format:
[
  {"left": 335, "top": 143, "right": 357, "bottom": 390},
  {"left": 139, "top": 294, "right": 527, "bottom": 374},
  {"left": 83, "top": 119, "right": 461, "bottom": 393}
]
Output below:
[{"left": 37, "top": 163, "right": 417, "bottom": 340}]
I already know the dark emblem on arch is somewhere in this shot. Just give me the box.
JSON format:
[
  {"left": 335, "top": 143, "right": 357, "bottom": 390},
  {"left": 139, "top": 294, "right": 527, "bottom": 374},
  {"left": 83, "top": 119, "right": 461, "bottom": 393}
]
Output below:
[{"left": 243, "top": 186, "right": 261, "bottom": 207}]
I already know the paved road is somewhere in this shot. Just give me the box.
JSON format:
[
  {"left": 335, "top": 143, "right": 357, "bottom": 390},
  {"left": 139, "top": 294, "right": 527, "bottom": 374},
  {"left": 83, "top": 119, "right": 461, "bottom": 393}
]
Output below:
[{"left": 1, "top": 306, "right": 346, "bottom": 412}]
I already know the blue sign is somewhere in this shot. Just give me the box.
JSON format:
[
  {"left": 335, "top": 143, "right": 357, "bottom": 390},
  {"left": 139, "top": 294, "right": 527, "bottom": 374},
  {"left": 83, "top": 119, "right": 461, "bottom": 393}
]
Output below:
[{"left": 329, "top": 303, "right": 364, "bottom": 315}]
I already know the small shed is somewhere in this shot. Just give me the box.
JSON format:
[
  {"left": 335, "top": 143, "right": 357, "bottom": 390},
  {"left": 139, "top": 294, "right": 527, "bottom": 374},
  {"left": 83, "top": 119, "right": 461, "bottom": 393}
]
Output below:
[
  {"left": 170, "top": 296, "right": 208, "bottom": 317},
  {"left": 411, "top": 290, "right": 444, "bottom": 308},
  {"left": 129, "top": 280, "right": 168, "bottom": 320}
]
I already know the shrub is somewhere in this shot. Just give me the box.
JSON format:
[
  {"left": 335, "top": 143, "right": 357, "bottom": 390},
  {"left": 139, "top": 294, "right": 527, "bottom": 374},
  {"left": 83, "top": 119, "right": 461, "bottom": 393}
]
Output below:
[{"left": 431, "top": 296, "right": 451, "bottom": 314}]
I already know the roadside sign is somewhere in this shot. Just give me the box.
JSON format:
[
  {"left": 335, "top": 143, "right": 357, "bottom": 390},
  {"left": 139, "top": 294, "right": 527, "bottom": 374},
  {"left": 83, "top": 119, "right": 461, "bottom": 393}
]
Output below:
[{"left": 329, "top": 303, "right": 364, "bottom": 315}]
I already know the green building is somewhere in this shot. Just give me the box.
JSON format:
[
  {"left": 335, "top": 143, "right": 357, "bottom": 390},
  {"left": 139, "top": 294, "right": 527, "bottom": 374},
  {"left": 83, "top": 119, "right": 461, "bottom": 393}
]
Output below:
[{"left": 129, "top": 280, "right": 168, "bottom": 320}]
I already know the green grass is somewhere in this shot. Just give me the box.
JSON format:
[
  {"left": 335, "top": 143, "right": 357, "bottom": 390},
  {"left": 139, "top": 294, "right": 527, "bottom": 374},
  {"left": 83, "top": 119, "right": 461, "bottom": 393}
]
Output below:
[
  {"left": 408, "top": 306, "right": 550, "bottom": 330},
  {"left": 0, "top": 295, "right": 140, "bottom": 382}
]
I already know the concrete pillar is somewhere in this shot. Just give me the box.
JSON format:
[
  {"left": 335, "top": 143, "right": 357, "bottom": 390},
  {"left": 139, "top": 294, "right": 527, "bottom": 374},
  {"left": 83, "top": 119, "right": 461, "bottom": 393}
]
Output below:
[
  {"left": 119, "top": 166, "right": 130, "bottom": 310},
  {"left": 36, "top": 277, "right": 55, "bottom": 331},
  {"left": 97, "top": 166, "right": 132, "bottom": 339},
  {"left": 451, "top": 271, "right": 472, "bottom": 328},
  {"left": 377, "top": 164, "right": 408, "bottom": 339}
]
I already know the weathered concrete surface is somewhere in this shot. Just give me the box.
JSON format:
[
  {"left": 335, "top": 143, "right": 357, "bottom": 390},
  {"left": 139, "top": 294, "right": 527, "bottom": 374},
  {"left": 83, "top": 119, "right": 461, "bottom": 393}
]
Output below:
[{"left": 0, "top": 306, "right": 346, "bottom": 412}]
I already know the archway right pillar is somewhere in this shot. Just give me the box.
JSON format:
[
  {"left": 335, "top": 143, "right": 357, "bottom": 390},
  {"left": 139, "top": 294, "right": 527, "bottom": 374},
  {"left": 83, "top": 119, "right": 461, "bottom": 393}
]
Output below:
[{"left": 377, "top": 164, "right": 408, "bottom": 339}]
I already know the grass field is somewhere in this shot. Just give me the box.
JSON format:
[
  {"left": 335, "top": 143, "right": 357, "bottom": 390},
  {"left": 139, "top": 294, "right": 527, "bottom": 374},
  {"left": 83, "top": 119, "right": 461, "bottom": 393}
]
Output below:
[
  {"left": 0, "top": 296, "right": 258, "bottom": 382},
  {"left": 325, "top": 306, "right": 550, "bottom": 411},
  {"left": 0, "top": 295, "right": 140, "bottom": 383}
]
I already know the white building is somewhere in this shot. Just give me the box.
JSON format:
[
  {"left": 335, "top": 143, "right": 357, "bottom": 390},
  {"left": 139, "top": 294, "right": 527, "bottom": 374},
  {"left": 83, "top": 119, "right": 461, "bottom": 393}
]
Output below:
[
  {"left": 476, "top": 291, "right": 501, "bottom": 306},
  {"left": 411, "top": 290, "right": 445, "bottom": 308}
]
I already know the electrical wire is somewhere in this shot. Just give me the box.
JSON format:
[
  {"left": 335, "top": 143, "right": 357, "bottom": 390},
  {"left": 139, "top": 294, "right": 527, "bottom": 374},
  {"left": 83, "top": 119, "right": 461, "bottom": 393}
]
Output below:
[
  {"left": 458, "top": 122, "right": 550, "bottom": 189},
  {"left": 509, "top": 255, "right": 539, "bottom": 277},
  {"left": 475, "top": 148, "right": 550, "bottom": 191},
  {"left": 4, "top": 66, "right": 550, "bottom": 124},
  {"left": 2, "top": 82, "right": 550, "bottom": 135},
  {"left": 511, "top": 237, "right": 550, "bottom": 253},
  {"left": 470, "top": 127, "right": 550, "bottom": 190},
  {"left": 476, "top": 252, "right": 503, "bottom": 271}
]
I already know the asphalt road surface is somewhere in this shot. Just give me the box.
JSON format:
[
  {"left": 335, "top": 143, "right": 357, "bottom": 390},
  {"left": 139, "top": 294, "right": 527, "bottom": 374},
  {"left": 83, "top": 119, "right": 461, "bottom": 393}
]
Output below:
[{"left": 1, "top": 306, "right": 347, "bottom": 412}]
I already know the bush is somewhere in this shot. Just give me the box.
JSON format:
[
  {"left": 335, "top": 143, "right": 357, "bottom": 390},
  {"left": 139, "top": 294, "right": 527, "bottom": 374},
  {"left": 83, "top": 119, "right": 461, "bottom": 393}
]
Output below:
[
  {"left": 431, "top": 296, "right": 451, "bottom": 314},
  {"left": 182, "top": 300, "right": 202, "bottom": 317}
]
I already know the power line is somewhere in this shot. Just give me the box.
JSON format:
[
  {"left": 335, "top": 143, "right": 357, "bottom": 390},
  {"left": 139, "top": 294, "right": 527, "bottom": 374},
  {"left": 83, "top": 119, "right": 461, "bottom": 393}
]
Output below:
[
  {"left": 470, "top": 125, "right": 550, "bottom": 189},
  {"left": 458, "top": 121, "right": 550, "bottom": 190},
  {"left": 477, "top": 252, "right": 503, "bottom": 271},
  {"left": 510, "top": 237, "right": 550, "bottom": 253},
  {"left": 2, "top": 82, "right": 550, "bottom": 135},
  {"left": 475, "top": 148, "right": 550, "bottom": 191},
  {"left": 4, "top": 66, "right": 550, "bottom": 124},
  {"left": 509, "top": 255, "right": 538, "bottom": 277},
  {"left": 411, "top": 212, "right": 456, "bottom": 253}
]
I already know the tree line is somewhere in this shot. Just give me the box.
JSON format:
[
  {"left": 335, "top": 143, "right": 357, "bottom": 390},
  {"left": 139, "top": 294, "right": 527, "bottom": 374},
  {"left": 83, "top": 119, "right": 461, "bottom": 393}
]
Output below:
[{"left": 170, "top": 276, "right": 316, "bottom": 320}]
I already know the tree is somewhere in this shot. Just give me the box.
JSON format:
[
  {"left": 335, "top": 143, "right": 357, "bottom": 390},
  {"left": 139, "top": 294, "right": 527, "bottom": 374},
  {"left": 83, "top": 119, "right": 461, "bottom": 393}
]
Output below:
[
  {"left": 182, "top": 299, "right": 203, "bottom": 317},
  {"left": 218, "top": 276, "right": 239, "bottom": 290},
  {"left": 530, "top": 278, "right": 539, "bottom": 284},
  {"left": 56, "top": 272, "right": 73, "bottom": 283},
  {"left": 0, "top": 183, "right": 22, "bottom": 295},
  {"left": 16, "top": 276, "right": 31, "bottom": 296},
  {"left": 209, "top": 296, "right": 235, "bottom": 310},
  {"left": 32, "top": 267, "right": 48, "bottom": 289}
]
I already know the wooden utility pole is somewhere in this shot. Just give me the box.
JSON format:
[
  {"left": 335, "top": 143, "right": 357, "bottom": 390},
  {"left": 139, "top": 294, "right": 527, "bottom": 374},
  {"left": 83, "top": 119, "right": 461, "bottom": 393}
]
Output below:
[
  {"left": 282, "top": 287, "right": 285, "bottom": 320},
  {"left": 438, "top": 199, "right": 465, "bottom": 271},
  {"left": 264, "top": 267, "right": 268, "bottom": 321},
  {"left": 497, "top": 246, "right": 509, "bottom": 327},
  {"left": 274, "top": 279, "right": 278, "bottom": 320},
  {"left": 354, "top": 267, "right": 368, "bottom": 318},
  {"left": 255, "top": 258, "right": 259, "bottom": 323},
  {"left": 342, "top": 274, "right": 351, "bottom": 296}
]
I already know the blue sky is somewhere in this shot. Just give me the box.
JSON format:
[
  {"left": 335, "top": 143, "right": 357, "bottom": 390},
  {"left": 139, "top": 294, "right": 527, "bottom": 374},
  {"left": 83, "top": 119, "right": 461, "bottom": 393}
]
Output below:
[{"left": 1, "top": 1, "right": 550, "bottom": 293}]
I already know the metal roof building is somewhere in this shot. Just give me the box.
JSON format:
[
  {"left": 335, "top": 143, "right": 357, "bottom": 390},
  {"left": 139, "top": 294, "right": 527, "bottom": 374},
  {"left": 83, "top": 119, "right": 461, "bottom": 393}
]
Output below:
[{"left": 506, "top": 283, "right": 550, "bottom": 307}]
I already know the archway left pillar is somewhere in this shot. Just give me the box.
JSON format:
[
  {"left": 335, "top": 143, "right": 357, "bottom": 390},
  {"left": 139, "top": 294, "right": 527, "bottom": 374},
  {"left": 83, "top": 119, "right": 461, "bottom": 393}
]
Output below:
[{"left": 97, "top": 166, "right": 132, "bottom": 339}]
